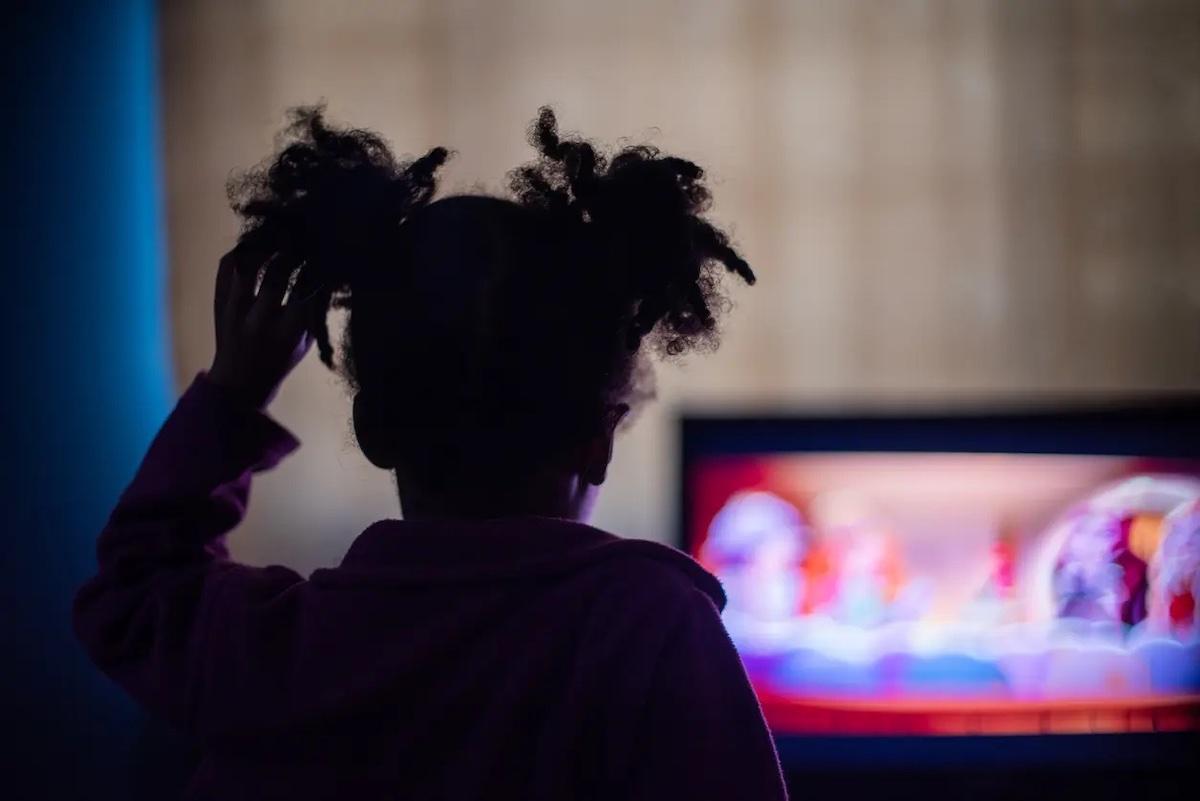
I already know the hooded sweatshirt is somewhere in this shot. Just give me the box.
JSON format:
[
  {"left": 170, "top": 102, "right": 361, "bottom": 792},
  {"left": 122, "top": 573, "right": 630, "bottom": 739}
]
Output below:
[{"left": 73, "top": 374, "right": 787, "bottom": 800}]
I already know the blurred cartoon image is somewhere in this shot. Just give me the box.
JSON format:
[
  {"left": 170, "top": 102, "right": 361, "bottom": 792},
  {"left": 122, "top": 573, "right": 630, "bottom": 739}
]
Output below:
[{"left": 691, "top": 454, "right": 1200, "bottom": 734}]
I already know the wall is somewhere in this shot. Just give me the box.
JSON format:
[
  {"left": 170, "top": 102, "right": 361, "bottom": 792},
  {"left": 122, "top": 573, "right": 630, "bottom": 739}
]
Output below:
[{"left": 160, "top": 0, "right": 1200, "bottom": 575}]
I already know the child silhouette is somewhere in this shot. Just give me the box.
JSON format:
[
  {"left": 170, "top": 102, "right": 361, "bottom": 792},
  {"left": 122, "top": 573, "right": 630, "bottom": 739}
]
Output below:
[{"left": 74, "top": 106, "right": 785, "bottom": 800}]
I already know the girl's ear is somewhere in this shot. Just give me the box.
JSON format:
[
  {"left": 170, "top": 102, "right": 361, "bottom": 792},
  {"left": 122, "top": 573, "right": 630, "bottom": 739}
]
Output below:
[
  {"left": 581, "top": 403, "right": 630, "bottom": 486},
  {"left": 353, "top": 390, "right": 397, "bottom": 469}
]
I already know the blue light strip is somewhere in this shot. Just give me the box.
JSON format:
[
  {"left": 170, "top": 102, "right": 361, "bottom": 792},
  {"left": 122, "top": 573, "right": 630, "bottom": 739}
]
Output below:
[{"left": 2, "top": 1, "right": 173, "bottom": 795}]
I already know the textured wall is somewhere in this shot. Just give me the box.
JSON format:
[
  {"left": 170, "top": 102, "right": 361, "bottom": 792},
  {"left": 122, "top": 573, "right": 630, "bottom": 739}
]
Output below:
[{"left": 161, "top": 0, "right": 1200, "bottom": 574}]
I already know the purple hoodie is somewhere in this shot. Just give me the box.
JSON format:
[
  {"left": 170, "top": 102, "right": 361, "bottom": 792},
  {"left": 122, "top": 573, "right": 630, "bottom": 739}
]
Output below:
[{"left": 74, "top": 374, "right": 787, "bottom": 800}]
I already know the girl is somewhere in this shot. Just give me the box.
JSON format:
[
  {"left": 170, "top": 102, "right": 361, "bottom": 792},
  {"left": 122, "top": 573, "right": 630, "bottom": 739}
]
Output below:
[{"left": 74, "top": 106, "right": 786, "bottom": 800}]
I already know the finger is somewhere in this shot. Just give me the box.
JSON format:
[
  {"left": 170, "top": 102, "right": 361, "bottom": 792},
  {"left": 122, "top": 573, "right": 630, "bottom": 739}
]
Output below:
[
  {"left": 282, "top": 275, "right": 317, "bottom": 328},
  {"left": 214, "top": 252, "right": 237, "bottom": 330},
  {"left": 233, "top": 226, "right": 274, "bottom": 277},
  {"left": 225, "top": 249, "right": 257, "bottom": 330},
  {"left": 215, "top": 249, "right": 256, "bottom": 339},
  {"left": 256, "top": 251, "right": 294, "bottom": 309}
]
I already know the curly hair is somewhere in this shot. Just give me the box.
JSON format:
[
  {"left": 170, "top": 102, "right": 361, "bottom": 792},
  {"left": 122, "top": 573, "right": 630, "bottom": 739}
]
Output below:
[{"left": 227, "top": 104, "right": 755, "bottom": 489}]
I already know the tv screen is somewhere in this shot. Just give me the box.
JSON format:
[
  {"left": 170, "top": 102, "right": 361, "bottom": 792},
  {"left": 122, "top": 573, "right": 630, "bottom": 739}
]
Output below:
[{"left": 682, "top": 407, "right": 1200, "bottom": 738}]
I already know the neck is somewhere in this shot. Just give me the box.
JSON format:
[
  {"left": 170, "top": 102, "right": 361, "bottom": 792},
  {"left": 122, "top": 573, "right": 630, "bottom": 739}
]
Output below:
[{"left": 395, "top": 470, "right": 595, "bottom": 523}]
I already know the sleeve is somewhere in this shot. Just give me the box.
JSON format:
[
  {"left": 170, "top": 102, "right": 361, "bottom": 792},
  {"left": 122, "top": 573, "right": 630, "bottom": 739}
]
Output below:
[
  {"left": 72, "top": 373, "right": 307, "bottom": 737},
  {"left": 625, "top": 591, "right": 789, "bottom": 800}
]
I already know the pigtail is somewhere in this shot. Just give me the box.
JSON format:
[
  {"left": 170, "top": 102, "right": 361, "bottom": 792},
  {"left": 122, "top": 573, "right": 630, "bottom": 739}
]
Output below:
[
  {"left": 227, "top": 104, "right": 449, "bottom": 367},
  {"left": 510, "top": 106, "right": 755, "bottom": 358}
]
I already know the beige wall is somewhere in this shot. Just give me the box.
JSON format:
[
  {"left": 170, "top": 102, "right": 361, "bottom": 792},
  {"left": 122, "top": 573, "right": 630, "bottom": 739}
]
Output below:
[{"left": 161, "top": 0, "right": 1200, "bottom": 575}]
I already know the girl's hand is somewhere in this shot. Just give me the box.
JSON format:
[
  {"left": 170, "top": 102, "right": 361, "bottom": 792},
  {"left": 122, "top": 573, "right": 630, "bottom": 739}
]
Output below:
[{"left": 207, "top": 246, "right": 314, "bottom": 410}]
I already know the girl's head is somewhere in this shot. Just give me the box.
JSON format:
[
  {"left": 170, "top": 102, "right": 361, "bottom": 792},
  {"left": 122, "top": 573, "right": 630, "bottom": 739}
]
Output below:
[{"left": 228, "top": 106, "right": 755, "bottom": 520}]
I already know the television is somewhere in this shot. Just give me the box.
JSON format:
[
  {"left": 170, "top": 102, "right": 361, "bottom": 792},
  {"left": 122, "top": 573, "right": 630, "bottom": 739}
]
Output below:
[{"left": 680, "top": 400, "right": 1200, "bottom": 788}]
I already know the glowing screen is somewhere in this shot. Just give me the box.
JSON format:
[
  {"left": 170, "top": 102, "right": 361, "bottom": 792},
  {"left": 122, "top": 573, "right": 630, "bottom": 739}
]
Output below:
[{"left": 689, "top": 454, "right": 1200, "bottom": 735}]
